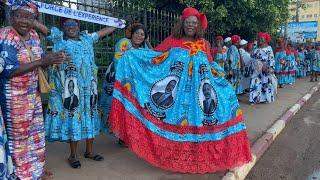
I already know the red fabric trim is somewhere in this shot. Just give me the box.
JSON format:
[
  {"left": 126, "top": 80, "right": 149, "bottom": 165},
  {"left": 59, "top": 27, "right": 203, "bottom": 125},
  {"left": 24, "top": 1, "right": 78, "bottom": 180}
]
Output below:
[
  {"left": 275, "top": 48, "right": 283, "bottom": 53},
  {"left": 285, "top": 48, "right": 292, "bottom": 56},
  {"left": 275, "top": 71, "right": 296, "bottom": 75},
  {"left": 114, "top": 81, "right": 245, "bottom": 134},
  {"left": 109, "top": 99, "right": 252, "bottom": 173},
  {"left": 211, "top": 48, "right": 217, "bottom": 57}
]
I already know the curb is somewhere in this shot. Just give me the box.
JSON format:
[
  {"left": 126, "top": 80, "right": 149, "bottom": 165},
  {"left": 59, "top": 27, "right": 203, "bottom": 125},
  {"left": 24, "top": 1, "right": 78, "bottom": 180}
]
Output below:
[{"left": 222, "top": 82, "right": 320, "bottom": 180}]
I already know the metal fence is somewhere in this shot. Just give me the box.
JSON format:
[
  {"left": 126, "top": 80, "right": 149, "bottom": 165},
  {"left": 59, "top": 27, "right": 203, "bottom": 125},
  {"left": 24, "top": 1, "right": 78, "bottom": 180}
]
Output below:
[{"left": 2, "top": 0, "right": 216, "bottom": 80}]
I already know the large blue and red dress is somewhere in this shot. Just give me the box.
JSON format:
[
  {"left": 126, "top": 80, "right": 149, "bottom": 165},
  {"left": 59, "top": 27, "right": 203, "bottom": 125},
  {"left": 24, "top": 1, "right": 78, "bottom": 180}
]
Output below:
[{"left": 109, "top": 36, "right": 251, "bottom": 173}]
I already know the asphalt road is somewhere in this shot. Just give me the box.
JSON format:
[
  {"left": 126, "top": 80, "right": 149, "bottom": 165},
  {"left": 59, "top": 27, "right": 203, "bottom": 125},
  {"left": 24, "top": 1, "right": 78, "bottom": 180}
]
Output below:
[{"left": 247, "top": 91, "right": 320, "bottom": 180}]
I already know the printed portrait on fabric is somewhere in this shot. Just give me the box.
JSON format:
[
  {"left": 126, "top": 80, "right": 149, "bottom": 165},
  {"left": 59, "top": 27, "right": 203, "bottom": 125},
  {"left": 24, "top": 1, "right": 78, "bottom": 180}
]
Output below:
[
  {"left": 105, "top": 62, "right": 115, "bottom": 83},
  {"left": 63, "top": 77, "right": 80, "bottom": 111},
  {"left": 151, "top": 75, "right": 179, "bottom": 110},
  {"left": 104, "top": 62, "right": 115, "bottom": 96},
  {"left": 0, "top": 55, "right": 4, "bottom": 73},
  {"left": 198, "top": 80, "right": 217, "bottom": 116},
  {"left": 90, "top": 79, "right": 98, "bottom": 108}
]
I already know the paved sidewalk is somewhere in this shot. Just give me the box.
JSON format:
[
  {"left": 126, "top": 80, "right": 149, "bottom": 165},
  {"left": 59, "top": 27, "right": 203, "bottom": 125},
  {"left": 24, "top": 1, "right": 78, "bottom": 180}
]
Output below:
[{"left": 45, "top": 77, "right": 316, "bottom": 180}]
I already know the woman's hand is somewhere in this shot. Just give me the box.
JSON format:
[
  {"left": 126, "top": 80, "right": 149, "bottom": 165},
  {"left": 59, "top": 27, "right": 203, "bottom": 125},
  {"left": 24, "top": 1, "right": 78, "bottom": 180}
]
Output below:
[
  {"left": 33, "top": 20, "right": 49, "bottom": 36},
  {"left": 10, "top": 51, "right": 69, "bottom": 77},
  {"left": 41, "top": 51, "right": 70, "bottom": 67},
  {"left": 145, "top": 36, "right": 153, "bottom": 49}
]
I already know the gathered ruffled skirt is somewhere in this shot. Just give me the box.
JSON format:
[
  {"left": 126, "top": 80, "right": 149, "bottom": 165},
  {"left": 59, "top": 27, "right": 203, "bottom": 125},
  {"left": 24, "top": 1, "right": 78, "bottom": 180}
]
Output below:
[{"left": 109, "top": 47, "right": 251, "bottom": 173}]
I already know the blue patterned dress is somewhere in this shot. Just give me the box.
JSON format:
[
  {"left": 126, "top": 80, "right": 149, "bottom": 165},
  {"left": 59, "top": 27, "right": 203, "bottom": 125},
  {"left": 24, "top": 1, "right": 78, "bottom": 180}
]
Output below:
[
  {"left": 305, "top": 50, "right": 314, "bottom": 73},
  {"left": 213, "top": 47, "right": 228, "bottom": 71},
  {"left": 249, "top": 46, "right": 276, "bottom": 104},
  {"left": 312, "top": 50, "right": 320, "bottom": 72},
  {"left": 227, "top": 45, "right": 243, "bottom": 94},
  {"left": 45, "top": 27, "right": 102, "bottom": 142},
  {"left": 0, "top": 108, "right": 15, "bottom": 180},
  {"left": 239, "top": 48, "right": 252, "bottom": 90},
  {"left": 100, "top": 38, "right": 149, "bottom": 130},
  {"left": 296, "top": 51, "right": 307, "bottom": 77},
  {"left": 274, "top": 50, "right": 293, "bottom": 85},
  {"left": 286, "top": 52, "right": 296, "bottom": 84}
]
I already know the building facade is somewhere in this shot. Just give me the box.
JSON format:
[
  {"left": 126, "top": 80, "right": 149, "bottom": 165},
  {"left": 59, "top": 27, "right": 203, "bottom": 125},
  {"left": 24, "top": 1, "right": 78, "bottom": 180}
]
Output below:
[{"left": 289, "top": 0, "right": 320, "bottom": 42}]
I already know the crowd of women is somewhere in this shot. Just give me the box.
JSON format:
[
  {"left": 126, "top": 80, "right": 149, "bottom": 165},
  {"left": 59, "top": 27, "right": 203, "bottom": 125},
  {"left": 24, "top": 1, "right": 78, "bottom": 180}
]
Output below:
[
  {"left": 213, "top": 34, "right": 320, "bottom": 105},
  {"left": 0, "top": 1, "right": 319, "bottom": 179}
]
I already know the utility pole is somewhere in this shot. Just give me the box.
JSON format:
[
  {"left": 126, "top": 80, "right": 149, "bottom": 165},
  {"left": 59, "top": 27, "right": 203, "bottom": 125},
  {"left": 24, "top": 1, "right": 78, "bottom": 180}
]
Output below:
[{"left": 295, "top": 0, "right": 302, "bottom": 22}]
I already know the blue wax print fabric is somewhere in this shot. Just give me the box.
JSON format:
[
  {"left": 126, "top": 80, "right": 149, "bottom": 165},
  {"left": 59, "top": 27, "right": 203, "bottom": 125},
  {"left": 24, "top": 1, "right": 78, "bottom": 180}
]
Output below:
[
  {"left": 275, "top": 51, "right": 287, "bottom": 85},
  {"left": 249, "top": 46, "right": 276, "bottom": 104},
  {"left": 0, "top": 108, "right": 15, "bottom": 180},
  {"left": 227, "top": 45, "right": 243, "bottom": 94},
  {"left": 113, "top": 47, "right": 244, "bottom": 128},
  {"left": 100, "top": 38, "right": 149, "bottom": 131},
  {"left": 214, "top": 48, "right": 228, "bottom": 72},
  {"left": 305, "top": 50, "right": 314, "bottom": 72},
  {"left": 312, "top": 50, "right": 320, "bottom": 72},
  {"left": 45, "top": 27, "right": 102, "bottom": 142},
  {"left": 297, "top": 51, "right": 307, "bottom": 77}
]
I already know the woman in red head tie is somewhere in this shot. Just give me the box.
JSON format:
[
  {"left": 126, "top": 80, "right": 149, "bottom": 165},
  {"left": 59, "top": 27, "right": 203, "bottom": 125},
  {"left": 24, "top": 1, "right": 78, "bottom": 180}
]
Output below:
[
  {"left": 109, "top": 7, "right": 251, "bottom": 173},
  {"left": 274, "top": 38, "right": 291, "bottom": 88},
  {"left": 212, "top": 36, "right": 228, "bottom": 71},
  {"left": 249, "top": 32, "right": 276, "bottom": 104},
  {"left": 296, "top": 43, "right": 307, "bottom": 78},
  {"left": 286, "top": 42, "right": 297, "bottom": 84},
  {"left": 227, "top": 35, "right": 243, "bottom": 94}
]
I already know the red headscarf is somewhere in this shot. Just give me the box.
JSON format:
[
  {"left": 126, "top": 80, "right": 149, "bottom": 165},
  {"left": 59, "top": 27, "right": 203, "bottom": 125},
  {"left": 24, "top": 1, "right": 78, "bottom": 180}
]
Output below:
[
  {"left": 257, "top": 32, "right": 271, "bottom": 44},
  {"left": 60, "top": 17, "right": 80, "bottom": 27},
  {"left": 265, "top": 33, "right": 271, "bottom": 44},
  {"left": 181, "top": 7, "right": 208, "bottom": 30},
  {"left": 231, "top": 35, "right": 241, "bottom": 44},
  {"left": 247, "top": 42, "right": 254, "bottom": 49},
  {"left": 216, "top": 36, "right": 224, "bottom": 41}
]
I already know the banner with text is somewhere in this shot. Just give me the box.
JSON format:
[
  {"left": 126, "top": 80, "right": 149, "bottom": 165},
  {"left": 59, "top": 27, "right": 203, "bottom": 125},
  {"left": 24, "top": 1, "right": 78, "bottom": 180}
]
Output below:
[{"left": 7, "top": 0, "right": 126, "bottom": 28}]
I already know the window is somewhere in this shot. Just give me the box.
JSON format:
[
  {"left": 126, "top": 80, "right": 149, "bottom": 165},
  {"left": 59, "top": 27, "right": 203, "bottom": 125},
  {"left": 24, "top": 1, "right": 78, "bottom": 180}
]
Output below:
[
  {"left": 301, "top": 15, "right": 305, "bottom": 18},
  {"left": 306, "top": 14, "right": 312, "bottom": 18},
  {"left": 314, "top": 14, "right": 318, "bottom": 17}
]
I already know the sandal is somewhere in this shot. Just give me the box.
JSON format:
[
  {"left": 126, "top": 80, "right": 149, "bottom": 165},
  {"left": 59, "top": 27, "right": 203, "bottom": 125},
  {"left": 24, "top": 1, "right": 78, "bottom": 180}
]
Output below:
[
  {"left": 84, "top": 152, "right": 104, "bottom": 161},
  {"left": 41, "top": 170, "right": 54, "bottom": 180},
  {"left": 68, "top": 156, "right": 81, "bottom": 169}
]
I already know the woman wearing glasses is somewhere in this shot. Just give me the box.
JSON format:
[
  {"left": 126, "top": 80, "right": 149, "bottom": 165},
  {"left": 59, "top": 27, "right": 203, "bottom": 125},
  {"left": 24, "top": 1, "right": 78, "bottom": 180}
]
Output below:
[{"left": 108, "top": 7, "right": 251, "bottom": 173}]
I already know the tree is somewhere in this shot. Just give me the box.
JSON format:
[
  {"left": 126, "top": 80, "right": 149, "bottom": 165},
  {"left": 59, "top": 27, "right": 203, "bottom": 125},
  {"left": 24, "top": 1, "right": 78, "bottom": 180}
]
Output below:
[
  {"left": 43, "top": 0, "right": 291, "bottom": 41},
  {"left": 120, "top": 0, "right": 290, "bottom": 41}
]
